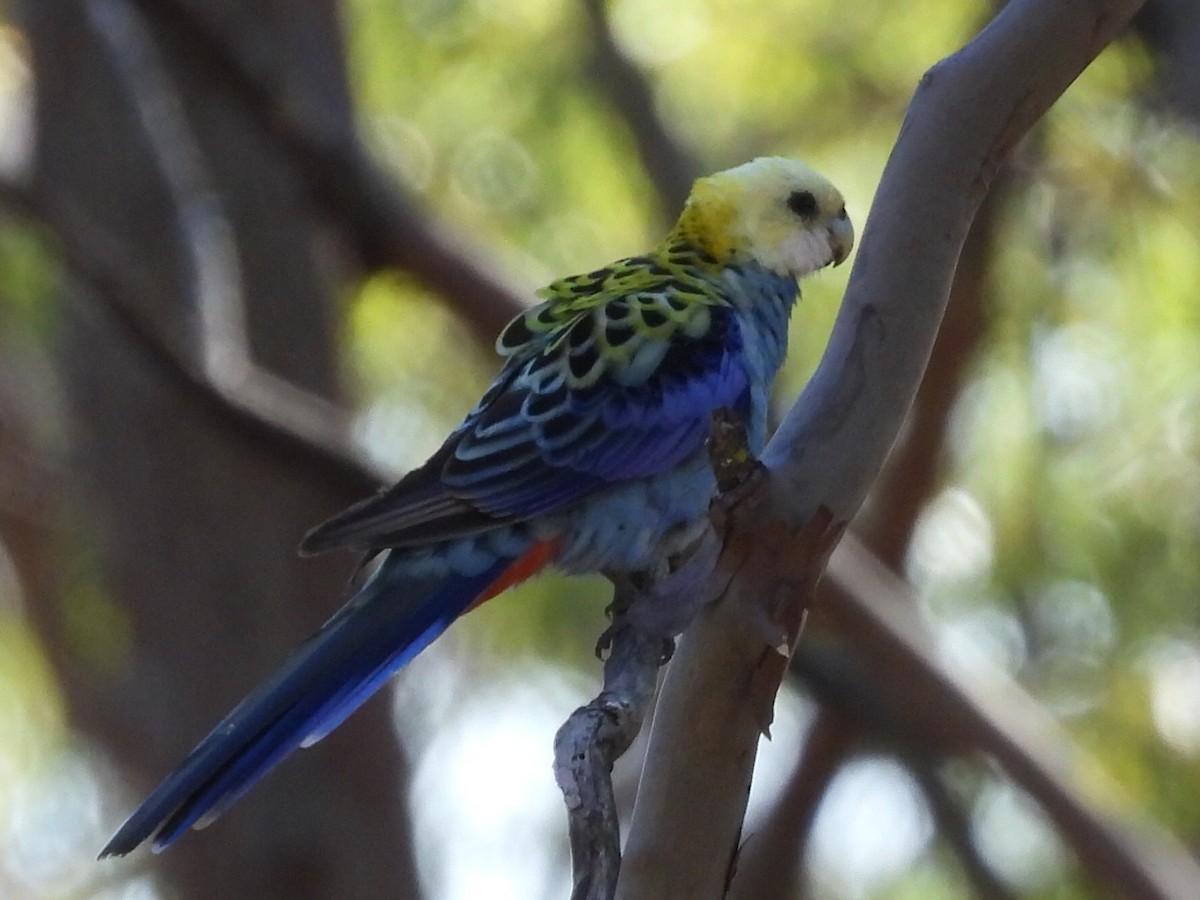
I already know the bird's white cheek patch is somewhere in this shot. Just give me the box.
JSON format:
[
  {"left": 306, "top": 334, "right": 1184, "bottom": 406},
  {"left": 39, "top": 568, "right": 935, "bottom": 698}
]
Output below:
[{"left": 769, "top": 231, "right": 833, "bottom": 278}]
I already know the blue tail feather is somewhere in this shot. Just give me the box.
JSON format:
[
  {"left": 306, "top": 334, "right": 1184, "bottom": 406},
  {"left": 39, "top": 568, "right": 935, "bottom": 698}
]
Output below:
[{"left": 99, "top": 556, "right": 509, "bottom": 857}]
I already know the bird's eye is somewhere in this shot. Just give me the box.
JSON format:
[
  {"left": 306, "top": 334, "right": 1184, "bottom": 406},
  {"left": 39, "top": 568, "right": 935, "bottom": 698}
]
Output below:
[{"left": 787, "top": 190, "right": 818, "bottom": 219}]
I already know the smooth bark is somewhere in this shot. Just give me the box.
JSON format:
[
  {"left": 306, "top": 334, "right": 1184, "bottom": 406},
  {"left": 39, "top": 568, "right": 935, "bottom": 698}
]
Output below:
[{"left": 618, "top": 1, "right": 1151, "bottom": 898}]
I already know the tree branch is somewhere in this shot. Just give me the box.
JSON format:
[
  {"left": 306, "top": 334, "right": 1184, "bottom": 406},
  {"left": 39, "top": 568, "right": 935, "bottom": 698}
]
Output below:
[
  {"left": 618, "top": 2, "right": 1153, "bottom": 898},
  {"left": 47, "top": 200, "right": 381, "bottom": 495},
  {"left": 554, "top": 585, "right": 669, "bottom": 900},
  {"left": 128, "top": 0, "right": 530, "bottom": 342},
  {"left": 85, "top": 0, "right": 372, "bottom": 475},
  {"left": 824, "top": 537, "right": 1200, "bottom": 897},
  {"left": 580, "top": 0, "right": 701, "bottom": 218},
  {"left": 852, "top": 177, "right": 1000, "bottom": 570},
  {"left": 728, "top": 708, "right": 858, "bottom": 900},
  {"left": 26, "top": 0, "right": 384, "bottom": 496},
  {"left": 733, "top": 143, "right": 1006, "bottom": 900},
  {"left": 31, "top": 1, "right": 1194, "bottom": 895},
  {"left": 908, "top": 761, "right": 1018, "bottom": 900}
]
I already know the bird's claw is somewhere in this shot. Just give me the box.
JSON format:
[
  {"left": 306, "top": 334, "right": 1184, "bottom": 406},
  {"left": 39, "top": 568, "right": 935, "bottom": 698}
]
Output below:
[{"left": 595, "top": 621, "right": 619, "bottom": 660}]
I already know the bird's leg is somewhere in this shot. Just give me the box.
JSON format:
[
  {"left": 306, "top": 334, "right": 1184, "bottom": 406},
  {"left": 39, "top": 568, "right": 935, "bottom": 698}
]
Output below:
[
  {"left": 554, "top": 410, "right": 786, "bottom": 897},
  {"left": 594, "top": 574, "right": 632, "bottom": 659},
  {"left": 596, "top": 572, "right": 674, "bottom": 662}
]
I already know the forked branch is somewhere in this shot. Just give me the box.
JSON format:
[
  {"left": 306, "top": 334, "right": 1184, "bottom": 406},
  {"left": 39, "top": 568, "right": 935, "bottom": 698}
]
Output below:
[{"left": 616, "top": 1, "right": 1155, "bottom": 898}]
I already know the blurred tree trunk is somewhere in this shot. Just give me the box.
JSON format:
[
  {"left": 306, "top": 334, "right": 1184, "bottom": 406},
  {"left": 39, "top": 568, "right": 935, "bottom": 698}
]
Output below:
[
  {"left": 1137, "top": 0, "right": 1200, "bottom": 121},
  {"left": 25, "top": 1, "right": 424, "bottom": 897}
]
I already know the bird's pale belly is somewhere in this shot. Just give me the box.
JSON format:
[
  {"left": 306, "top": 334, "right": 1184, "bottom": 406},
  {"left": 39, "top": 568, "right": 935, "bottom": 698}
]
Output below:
[
  {"left": 387, "top": 448, "right": 716, "bottom": 583},
  {"left": 550, "top": 448, "right": 716, "bottom": 574}
]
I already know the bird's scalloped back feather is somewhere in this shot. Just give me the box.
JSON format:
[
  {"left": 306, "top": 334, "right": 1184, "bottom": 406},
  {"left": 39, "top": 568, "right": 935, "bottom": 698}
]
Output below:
[
  {"left": 303, "top": 253, "right": 768, "bottom": 554},
  {"left": 302, "top": 155, "right": 854, "bottom": 556}
]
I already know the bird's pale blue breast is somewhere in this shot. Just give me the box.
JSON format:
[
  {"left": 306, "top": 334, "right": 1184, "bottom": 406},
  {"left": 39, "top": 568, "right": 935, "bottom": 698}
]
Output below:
[
  {"left": 719, "top": 264, "right": 800, "bottom": 450},
  {"left": 552, "top": 262, "right": 800, "bottom": 573}
]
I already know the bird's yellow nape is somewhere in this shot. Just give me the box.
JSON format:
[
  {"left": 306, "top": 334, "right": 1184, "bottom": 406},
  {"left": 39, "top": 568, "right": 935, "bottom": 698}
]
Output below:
[{"left": 669, "top": 157, "right": 852, "bottom": 278}]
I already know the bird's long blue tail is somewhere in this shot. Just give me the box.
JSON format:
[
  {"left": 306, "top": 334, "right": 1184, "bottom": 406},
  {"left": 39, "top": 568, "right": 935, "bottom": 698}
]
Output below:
[{"left": 99, "top": 555, "right": 510, "bottom": 857}]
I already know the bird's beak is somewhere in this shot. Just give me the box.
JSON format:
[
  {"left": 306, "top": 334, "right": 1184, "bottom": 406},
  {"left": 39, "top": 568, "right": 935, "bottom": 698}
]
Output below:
[{"left": 828, "top": 210, "right": 854, "bottom": 267}]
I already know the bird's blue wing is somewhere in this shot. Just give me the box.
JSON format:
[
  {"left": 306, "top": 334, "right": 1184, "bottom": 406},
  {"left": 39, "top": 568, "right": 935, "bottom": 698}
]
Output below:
[
  {"left": 301, "top": 285, "right": 752, "bottom": 554},
  {"left": 443, "top": 301, "right": 748, "bottom": 517}
]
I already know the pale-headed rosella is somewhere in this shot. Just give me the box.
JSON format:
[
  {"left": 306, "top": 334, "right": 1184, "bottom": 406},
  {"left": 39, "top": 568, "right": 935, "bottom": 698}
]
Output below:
[{"left": 101, "top": 156, "right": 853, "bottom": 857}]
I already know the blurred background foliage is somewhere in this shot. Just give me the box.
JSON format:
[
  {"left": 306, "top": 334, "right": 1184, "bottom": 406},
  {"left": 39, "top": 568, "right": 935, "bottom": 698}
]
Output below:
[{"left": 0, "top": 0, "right": 1198, "bottom": 897}]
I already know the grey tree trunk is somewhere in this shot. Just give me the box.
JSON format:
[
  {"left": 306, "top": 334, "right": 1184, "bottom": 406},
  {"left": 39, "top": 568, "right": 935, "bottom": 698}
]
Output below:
[{"left": 25, "top": 0, "right": 423, "bottom": 896}]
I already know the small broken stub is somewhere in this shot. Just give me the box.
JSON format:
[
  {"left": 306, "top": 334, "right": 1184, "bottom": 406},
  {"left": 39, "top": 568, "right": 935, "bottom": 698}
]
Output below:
[{"left": 708, "top": 407, "right": 765, "bottom": 501}]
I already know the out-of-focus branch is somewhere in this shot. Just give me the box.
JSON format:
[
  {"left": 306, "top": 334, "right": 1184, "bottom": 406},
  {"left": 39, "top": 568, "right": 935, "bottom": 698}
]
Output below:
[
  {"left": 32, "top": 0, "right": 424, "bottom": 892},
  {"left": 826, "top": 535, "right": 1200, "bottom": 899},
  {"left": 43, "top": 193, "right": 382, "bottom": 497},
  {"left": 1136, "top": 0, "right": 1200, "bottom": 123},
  {"left": 734, "top": 668, "right": 1016, "bottom": 899},
  {"left": 769, "top": 560, "right": 1200, "bottom": 900},
  {"left": 729, "top": 708, "right": 858, "bottom": 900},
  {"left": 618, "top": 2, "right": 1153, "bottom": 899},
  {"left": 909, "top": 762, "right": 1018, "bottom": 900},
  {"left": 84, "top": 0, "right": 376, "bottom": 487},
  {"left": 853, "top": 179, "right": 999, "bottom": 570},
  {"left": 580, "top": 0, "right": 701, "bottom": 217},
  {"left": 19, "top": 0, "right": 382, "bottom": 499},
  {"left": 127, "top": 0, "right": 529, "bottom": 343}
]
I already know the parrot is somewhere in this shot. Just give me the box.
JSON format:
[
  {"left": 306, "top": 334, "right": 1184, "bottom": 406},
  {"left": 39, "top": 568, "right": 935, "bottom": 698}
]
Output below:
[{"left": 100, "top": 156, "right": 853, "bottom": 857}]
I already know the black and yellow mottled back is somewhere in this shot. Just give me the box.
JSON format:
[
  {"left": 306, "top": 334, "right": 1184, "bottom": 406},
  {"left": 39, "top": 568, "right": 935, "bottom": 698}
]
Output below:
[{"left": 496, "top": 244, "right": 727, "bottom": 389}]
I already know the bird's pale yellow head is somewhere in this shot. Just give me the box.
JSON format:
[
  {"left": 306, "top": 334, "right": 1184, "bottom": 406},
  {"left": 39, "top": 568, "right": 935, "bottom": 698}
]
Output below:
[{"left": 670, "top": 157, "right": 853, "bottom": 278}]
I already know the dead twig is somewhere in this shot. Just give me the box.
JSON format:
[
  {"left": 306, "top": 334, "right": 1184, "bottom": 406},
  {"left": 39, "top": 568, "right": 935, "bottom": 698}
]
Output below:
[{"left": 554, "top": 582, "right": 669, "bottom": 900}]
